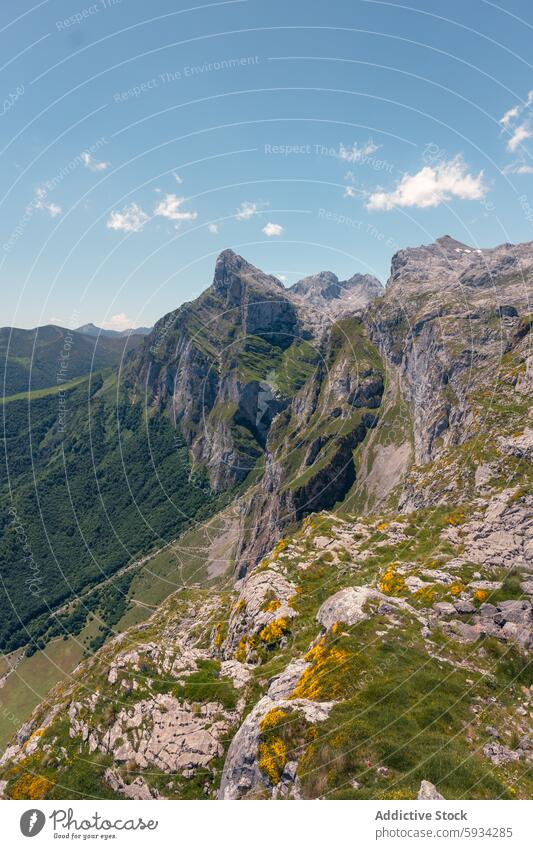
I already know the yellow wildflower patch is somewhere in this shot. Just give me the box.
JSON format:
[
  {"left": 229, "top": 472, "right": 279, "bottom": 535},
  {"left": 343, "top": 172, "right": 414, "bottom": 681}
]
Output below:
[
  {"left": 10, "top": 773, "right": 52, "bottom": 800},
  {"left": 260, "top": 708, "right": 288, "bottom": 732},
  {"left": 291, "top": 637, "right": 349, "bottom": 700},
  {"left": 235, "top": 635, "right": 247, "bottom": 663},
  {"left": 213, "top": 622, "right": 225, "bottom": 650},
  {"left": 258, "top": 738, "right": 287, "bottom": 785},
  {"left": 379, "top": 564, "right": 406, "bottom": 596},
  {"left": 259, "top": 617, "right": 290, "bottom": 645}
]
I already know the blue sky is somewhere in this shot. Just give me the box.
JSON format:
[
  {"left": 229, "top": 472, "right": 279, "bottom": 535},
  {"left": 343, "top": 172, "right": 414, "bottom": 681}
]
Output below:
[{"left": 1, "top": 0, "right": 533, "bottom": 330}]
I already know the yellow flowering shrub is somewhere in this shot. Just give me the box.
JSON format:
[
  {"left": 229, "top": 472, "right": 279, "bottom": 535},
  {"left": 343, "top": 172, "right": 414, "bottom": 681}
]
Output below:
[
  {"left": 11, "top": 773, "right": 52, "bottom": 800},
  {"left": 474, "top": 589, "right": 488, "bottom": 603},
  {"left": 235, "top": 635, "right": 247, "bottom": 663},
  {"left": 446, "top": 510, "right": 466, "bottom": 526},
  {"left": 379, "top": 564, "right": 406, "bottom": 596},
  {"left": 291, "top": 637, "right": 348, "bottom": 700},
  {"left": 259, "top": 617, "right": 290, "bottom": 645},
  {"left": 258, "top": 738, "right": 287, "bottom": 784},
  {"left": 236, "top": 599, "right": 247, "bottom": 614},
  {"left": 414, "top": 586, "right": 437, "bottom": 604},
  {"left": 260, "top": 708, "right": 288, "bottom": 732},
  {"left": 449, "top": 583, "right": 463, "bottom": 596},
  {"left": 213, "top": 622, "right": 225, "bottom": 650}
]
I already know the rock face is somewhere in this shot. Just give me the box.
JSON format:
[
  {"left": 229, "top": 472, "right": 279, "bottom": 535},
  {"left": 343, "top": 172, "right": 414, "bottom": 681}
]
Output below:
[
  {"left": 127, "top": 249, "right": 303, "bottom": 490},
  {"left": 370, "top": 235, "right": 533, "bottom": 470}
]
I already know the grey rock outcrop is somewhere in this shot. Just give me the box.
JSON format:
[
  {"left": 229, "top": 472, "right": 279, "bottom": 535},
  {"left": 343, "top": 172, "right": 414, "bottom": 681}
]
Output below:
[{"left": 417, "top": 780, "right": 445, "bottom": 800}]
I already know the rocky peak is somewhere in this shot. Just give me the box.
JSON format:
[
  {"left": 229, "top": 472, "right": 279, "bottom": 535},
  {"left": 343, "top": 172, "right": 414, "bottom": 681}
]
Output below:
[
  {"left": 289, "top": 269, "right": 383, "bottom": 316},
  {"left": 388, "top": 234, "right": 533, "bottom": 294},
  {"left": 212, "top": 249, "right": 284, "bottom": 306}
]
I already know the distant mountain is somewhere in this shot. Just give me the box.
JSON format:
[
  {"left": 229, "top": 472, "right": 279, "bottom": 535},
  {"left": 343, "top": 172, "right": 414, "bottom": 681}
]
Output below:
[
  {"left": 0, "top": 324, "right": 144, "bottom": 396},
  {"left": 75, "top": 322, "right": 152, "bottom": 338},
  {"left": 289, "top": 269, "right": 383, "bottom": 316}
]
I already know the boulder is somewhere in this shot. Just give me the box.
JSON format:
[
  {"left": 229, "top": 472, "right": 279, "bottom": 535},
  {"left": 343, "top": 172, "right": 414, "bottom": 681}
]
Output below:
[
  {"left": 417, "top": 780, "right": 444, "bottom": 800},
  {"left": 317, "top": 586, "right": 380, "bottom": 630}
]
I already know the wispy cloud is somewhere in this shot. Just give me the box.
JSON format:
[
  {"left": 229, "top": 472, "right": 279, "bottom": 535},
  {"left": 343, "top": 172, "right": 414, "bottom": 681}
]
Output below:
[
  {"left": 34, "top": 186, "right": 61, "bottom": 217},
  {"left": 507, "top": 124, "right": 532, "bottom": 152},
  {"left": 107, "top": 202, "right": 149, "bottom": 233},
  {"left": 499, "top": 90, "right": 533, "bottom": 173},
  {"left": 339, "top": 139, "right": 379, "bottom": 163},
  {"left": 81, "top": 151, "right": 109, "bottom": 172},
  {"left": 499, "top": 90, "right": 533, "bottom": 127},
  {"left": 173, "top": 173, "right": 183, "bottom": 184},
  {"left": 500, "top": 104, "right": 521, "bottom": 128},
  {"left": 208, "top": 222, "right": 219, "bottom": 233},
  {"left": 344, "top": 186, "right": 356, "bottom": 198},
  {"left": 367, "top": 155, "right": 486, "bottom": 210},
  {"left": 506, "top": 164, "right": 533, "bottom": 175},
  {"left": 154, "top": 193, "right": 197, "bottom": 224},
  {"left": 235, "top": 201, "right": 258, "bottom": 220},
  {"left": 262, "top": 222, "right": 283, "bottom": 236}
]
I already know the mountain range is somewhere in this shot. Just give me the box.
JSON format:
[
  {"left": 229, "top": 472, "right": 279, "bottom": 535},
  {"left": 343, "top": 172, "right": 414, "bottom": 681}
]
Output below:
[
  {"left": 75, "top": 323, "right": 152, "bottom": 339},
  {"left": 0, "top": 324, "right": 145, "bottom": 397},
  {"left": 0, "top": 235, "right": 531, "bottom": 802}
]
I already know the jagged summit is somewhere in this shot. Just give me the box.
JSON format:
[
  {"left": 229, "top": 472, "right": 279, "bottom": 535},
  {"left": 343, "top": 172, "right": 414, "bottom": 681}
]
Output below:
[
  {"left": 388, "top": 234, "right": 533, "bottom": 293},
  {"left": 289, "top": 269, "right": 383, "bottom": 316},
  {"left": 213, "top": 249, "right": 284, "bottom": 300}
]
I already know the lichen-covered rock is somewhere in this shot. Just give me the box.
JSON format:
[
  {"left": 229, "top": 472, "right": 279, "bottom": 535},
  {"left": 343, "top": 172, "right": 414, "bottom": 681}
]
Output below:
[
  {"left": 418, "top": 780, "right": 444, "bottom": 800},
  {"left": 317, "top": 586, "right": 382, "bottom": 630}
]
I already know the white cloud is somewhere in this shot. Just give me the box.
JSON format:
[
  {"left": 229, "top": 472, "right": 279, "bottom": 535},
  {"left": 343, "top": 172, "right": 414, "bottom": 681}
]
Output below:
[
  {"left": 208, "top": 223, "right": 219, "bottom": 234},
  {"left": 510, "top": 164, "right": 533, "bottom": 174},
  {"left": 173, "top": 173, "right": 183, "bottom": 184},
  {"left": 154, "top": 193, "right": 197, "bottom": 223},
  {"left": 499, "top": 91, "right": 533, "bottom": 174},
  {"left": 367, "top": 156, "right": 486, "bottom": 211},
  {"left": 507, "top": 124, "right": 532, "bottom": 152},
  {"left": 102, "top": 313, "right": 135, "bottom": 331},
  {"left": 235, "top": 201, "right": 258, "bottom": 220},
  {"left": 344, "top": 186, "right": 356, "bottom": 198},
  {"left": 499, "top": 90, "right": 533, "bottom": 127},
  {"left": 339, "top": 139, "right": 379, "bottom": 163},
  {"left": 36, "top": 199, "right": 61, "bottom": 217},
  {"left": 81, "top": 151, "right": 108, "bottom": 172},
  {"left": 34, "top": 187, "right": 61, "bottom": 217},
  {"left": 107, "top": 202, "right": 149, "bottom": 233},
  {"left": 276, "top": 274, "right": 287, "bottom": 282},
  {"left": 500, "top": 104, "right": 520, "bottom": 128},
  {"left": 262, "top": 222, "right": 283, "bottom": 237}
]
